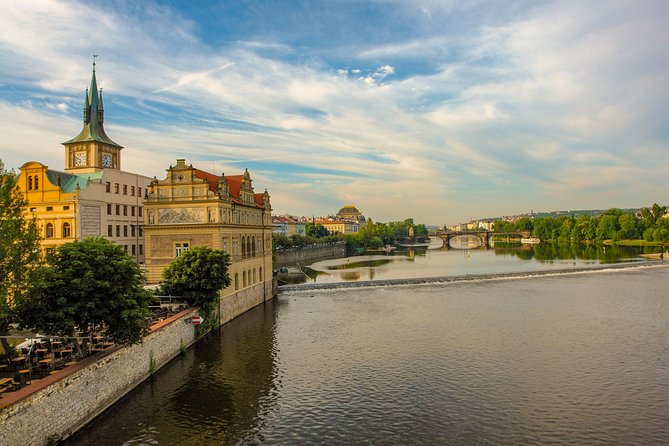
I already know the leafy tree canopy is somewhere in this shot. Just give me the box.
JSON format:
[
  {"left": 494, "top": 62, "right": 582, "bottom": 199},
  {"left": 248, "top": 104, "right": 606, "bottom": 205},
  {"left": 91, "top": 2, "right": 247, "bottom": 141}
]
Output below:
[
  {"left": 161, "top": 247, "right": 231, "bottom": 308},
  {"left": 1, "top": 160, "right": 41, "bottom": 357},
  {"left": 19, "top": 237, "right": 152, "bottom": 357}
]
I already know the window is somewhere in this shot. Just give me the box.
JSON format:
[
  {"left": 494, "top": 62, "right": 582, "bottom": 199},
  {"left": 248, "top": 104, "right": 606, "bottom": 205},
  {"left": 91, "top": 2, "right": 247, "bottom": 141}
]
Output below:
[
  {"left": 131, "top": 206, "right": 135, "bottom": 217},
  {"left": 131, "top": 245, "right": 136, "bottom": 255},
  {"left": 63, "top": 206, "right": 70, "bottom": 210},
  {"left": 139, "top": 244, "right": 143, "bottom": 255},
  {"left": 123, "top": 205, "right": 128, "bottom": 216},
  {"left": 175, "top": 242, "right": 189, "bottom": 257},
  {"left": 131, "top": 226, "right": 136, "bottom": 237},
  {"left": 30, "top": 207, "right": 36, "bottom": 212},
  {"left": 28, "top": 176, "right": 33, "bottom": 190},
  {"left": 139, "top": 227, "right": 143, "bottom": 237},
  {"left": 123, "top": 245, "right": 128, "bottom": 253},
  {"left": 108, "top": 225, "right": 113, "bottom": 237},
  {"left": 116, "top": 225, "right": 120, "bottom": 237},
  {"left": 124, "top": 225, "right": 128, "bottom": 237},
  {"left": 131, "top": 186, "right": 135, "bottom": 196},
  {"left": 116, "top": 205, "right": 120, "bottom": 215},
  {"left": 138, "top": 207, "right": 143, "bottom": 217},
  {"left": 34, "top": 176, "right": 39, "bottom": 190},
  {"left": 223, "top": 240, "right": 228, "bottom": 253},
  {"left": 45, "top": 223, "right": 54, "bottom": 238},
  {"left": 234, "top": 273, "right": 239, "bottom": 290},
  {"left": 46, "top": 206, "right": 53, "bottom": 211},
  {"left": 107, "top": 204, "right": 112, "bottom": 215},
  {"left": 137, "top": 187, "right": 142, "bottom": 197},
  {"left": 123, "top": 184, "right": 127, "bottom": 195},
  {"left": 106, "top": 182, "right": 111, "bottom": 193},
  {"left": 114, "top": 183, "right": 119, "bottom": 194},
  {"left": 62, "top": 222, "right": 71, "bottom": 238}
]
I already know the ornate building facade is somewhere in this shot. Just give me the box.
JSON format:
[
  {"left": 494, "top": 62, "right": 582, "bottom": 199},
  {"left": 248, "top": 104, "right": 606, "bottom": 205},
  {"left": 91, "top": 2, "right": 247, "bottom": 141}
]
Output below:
[
  {"left": 143, "top": 160, "right": 273, "bottom": 302},
  {"left": 17, "top": 64, "right": 151, "bottom": 261}
]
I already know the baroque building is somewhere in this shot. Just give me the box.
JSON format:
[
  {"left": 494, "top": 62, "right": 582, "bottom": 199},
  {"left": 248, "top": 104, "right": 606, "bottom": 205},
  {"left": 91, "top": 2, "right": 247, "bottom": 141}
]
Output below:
[
  {"left": 17, "top": 64, "right": 151, "bottom": 260},
  {"left": 143, "top": 160, "right": 273, "bottom": 302}
]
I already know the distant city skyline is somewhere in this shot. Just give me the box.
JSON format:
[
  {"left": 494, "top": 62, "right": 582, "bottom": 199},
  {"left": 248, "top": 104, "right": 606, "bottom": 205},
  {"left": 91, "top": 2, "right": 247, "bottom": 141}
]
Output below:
[{"left": 1, "top": 0, "right": 668, "bottom": 225}]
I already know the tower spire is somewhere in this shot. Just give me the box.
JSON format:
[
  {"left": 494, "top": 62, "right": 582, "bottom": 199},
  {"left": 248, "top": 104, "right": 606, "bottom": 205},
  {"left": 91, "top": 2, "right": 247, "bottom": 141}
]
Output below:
[{"left": 63, "top": 59, "right": 122, "bottom": 148}]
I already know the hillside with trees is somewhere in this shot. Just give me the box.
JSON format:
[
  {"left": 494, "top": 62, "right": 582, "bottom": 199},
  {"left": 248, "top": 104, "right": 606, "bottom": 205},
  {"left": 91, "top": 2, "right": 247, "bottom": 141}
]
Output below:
[{"left": 494, "top": 204, "right": 668, "bottom": 243}]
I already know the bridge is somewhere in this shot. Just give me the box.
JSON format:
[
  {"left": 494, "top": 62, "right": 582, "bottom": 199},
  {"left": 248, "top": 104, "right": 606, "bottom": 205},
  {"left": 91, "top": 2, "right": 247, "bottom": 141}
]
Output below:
[{"left": 430, "top": 230, "right": 531, "bottom": 247}]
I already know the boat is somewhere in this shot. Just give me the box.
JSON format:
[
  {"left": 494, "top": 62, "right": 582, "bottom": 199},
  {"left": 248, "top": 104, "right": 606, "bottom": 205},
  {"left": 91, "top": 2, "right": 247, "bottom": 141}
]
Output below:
[
  {"left": 384, "top": 245, "right": 396, "bottom": 253},
  {"left": 520, "top": 237, "right": 541, "bottom": 244}
]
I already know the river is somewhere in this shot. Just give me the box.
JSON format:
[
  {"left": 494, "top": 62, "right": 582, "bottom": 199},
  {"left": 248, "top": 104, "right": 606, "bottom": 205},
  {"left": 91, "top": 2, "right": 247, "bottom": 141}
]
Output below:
[
  {"left": 280, "top": 241, "right": 662, "bottom": 285},
  {"left": 66, "top": 264, "right": 669, "bottom": 445}
]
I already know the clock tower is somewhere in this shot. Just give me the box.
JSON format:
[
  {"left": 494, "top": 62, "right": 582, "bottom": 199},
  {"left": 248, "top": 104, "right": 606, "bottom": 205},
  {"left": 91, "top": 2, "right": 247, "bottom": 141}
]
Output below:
[{"left": 63, "top": 61, "right": 123, "bottom": 172}]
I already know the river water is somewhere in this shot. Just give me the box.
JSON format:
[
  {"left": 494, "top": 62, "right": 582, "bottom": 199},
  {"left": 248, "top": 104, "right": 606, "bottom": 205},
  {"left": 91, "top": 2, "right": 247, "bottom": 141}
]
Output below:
[
  {"left": 67, "top": 265, "right": 669, "bottom": 445},
  {"left": 282, "top": 241, "right": 661, "bottom": 285}
]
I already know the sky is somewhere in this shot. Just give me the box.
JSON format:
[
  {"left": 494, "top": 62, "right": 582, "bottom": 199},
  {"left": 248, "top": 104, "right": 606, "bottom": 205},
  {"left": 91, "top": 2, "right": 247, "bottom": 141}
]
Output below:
[{"left": 1, "top": 0, "right": 668, "bottom": 226}]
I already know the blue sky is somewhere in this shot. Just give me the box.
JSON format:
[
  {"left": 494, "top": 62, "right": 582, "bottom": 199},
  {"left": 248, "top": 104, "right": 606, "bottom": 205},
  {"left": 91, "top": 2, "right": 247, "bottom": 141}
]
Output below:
[{"left": 1, "top": 0, "right": 668, "bottom": 225}]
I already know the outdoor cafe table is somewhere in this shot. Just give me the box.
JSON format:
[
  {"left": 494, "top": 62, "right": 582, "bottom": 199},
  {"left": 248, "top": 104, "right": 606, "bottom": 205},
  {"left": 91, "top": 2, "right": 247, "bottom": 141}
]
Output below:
[{"left": 0, "top": 377, "right": 11, "bottom": 387}]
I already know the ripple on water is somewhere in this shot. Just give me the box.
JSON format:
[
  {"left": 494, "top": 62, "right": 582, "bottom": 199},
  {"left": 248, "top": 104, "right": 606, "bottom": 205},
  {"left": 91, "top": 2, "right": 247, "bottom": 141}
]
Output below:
[{"left": 67, "top": 268, "right": 669, "bottom": 445}]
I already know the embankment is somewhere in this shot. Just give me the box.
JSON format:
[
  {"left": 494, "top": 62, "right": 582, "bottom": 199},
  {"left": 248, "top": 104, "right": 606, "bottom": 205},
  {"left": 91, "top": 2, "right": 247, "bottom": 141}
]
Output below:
[
  {"left": 0, "top": 280, "right": 276, "bottom": 446},
  {"left": 274, "top": 243, "right": 346, "bottom": 267}
]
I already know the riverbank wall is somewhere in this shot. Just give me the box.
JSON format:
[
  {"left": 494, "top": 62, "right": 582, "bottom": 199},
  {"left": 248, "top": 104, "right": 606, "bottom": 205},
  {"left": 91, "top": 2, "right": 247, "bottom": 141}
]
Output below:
[
  {"left": 274, "top": 243, "right": 346, "bottom": 267},
  {"left": 0, "top": 279, "right": 277, "bottom": 446}
]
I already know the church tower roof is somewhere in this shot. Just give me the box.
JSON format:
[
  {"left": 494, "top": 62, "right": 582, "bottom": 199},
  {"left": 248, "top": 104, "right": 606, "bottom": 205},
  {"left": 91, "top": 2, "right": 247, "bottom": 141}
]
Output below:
[{"left": 62, "top": 61, "right": 122, "bottom": 148}]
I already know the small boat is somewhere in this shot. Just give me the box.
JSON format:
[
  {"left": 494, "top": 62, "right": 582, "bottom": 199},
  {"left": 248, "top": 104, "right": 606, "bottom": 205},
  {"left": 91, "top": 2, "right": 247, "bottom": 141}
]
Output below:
[
  {"left": 384, "top": 245, "right": 396, "bottom": 253},
  {"left": 520, "top": 237, "right": 541, "bottom": 244}
]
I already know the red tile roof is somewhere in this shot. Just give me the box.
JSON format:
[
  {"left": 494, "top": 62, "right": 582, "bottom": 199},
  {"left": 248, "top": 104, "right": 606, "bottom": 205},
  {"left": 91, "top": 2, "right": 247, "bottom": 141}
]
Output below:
[{"left": 193, "top": 169, "right": 220, "bottom": 193}]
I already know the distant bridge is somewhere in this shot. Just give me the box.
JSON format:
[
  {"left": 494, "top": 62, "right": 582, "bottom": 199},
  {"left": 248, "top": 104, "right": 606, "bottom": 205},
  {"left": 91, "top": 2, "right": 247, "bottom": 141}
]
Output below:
[{"left": 430, "top": 230, "right": 531, "bottom": 247}]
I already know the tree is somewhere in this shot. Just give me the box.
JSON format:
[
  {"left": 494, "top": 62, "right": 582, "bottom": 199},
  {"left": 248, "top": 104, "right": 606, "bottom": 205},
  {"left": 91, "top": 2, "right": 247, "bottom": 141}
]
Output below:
[
  {"left": 161, "top": 246, "right": 231, "bottom": 310},
  {"left": 1, "top": 160, "right": 41, "bottom": 357},
  {"left": 306, "top": 223, "right": 330, "bottom": 238},
  {"left": 19, "top": 238, "right": 152, "bottom": 357}
]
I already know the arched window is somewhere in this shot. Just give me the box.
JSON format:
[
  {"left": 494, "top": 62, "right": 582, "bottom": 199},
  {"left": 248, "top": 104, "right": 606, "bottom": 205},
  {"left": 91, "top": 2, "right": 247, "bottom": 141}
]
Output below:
[
  {"left": 252, "top": 237, "right": 256, "bottom": 256},
  {"left": 62, "top": 222, "right": 71, "bottom": 238},
  {"left": 34, "top": 175, "right": 39, "bottom": 190},
  {"left": 253, "top": 269, "right": 257, "bottom": 283},
  {"left": 241, "top": 236, "right": 246, "bottom": 258},
  {"left": 45, "top": 223, "right": 54, "bottom": 238},
  {"left": 243, "top": 271, "right": 247, "bottom": 288},
  {"left": 259, "top": 267, "right": 263, "bottom": 281},
  {"left": 28, "top": 176, "right": 33, "bottom": 190},
  {"left": 246, "top": 237, "right": 251, "bottom": 257},
  {"left": 234, "top": 273, "right": 239, "bottom": 290}
]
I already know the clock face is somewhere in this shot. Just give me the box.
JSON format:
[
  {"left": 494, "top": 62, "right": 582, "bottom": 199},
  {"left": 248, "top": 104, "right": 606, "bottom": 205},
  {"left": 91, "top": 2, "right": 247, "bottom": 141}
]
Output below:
[
  {"left": 102, "top": 154, "right": 113, "bottom": 168},
  {"left": 74, "top": 152, "right": 87, "bottom": 166}
]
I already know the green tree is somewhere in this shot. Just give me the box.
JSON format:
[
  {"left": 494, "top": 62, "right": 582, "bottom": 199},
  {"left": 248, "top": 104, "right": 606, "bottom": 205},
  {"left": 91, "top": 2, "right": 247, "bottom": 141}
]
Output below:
[
  {"left": 368, "top": 236, "right": 384, "bottom": 249},
  {"left": 19, "top": 238, "right": 152, "bottom": 357},
  {"left": 161, "top": 246, "right": 231, "bottom": 310},
  {"left": 1, "top": 160, "right": 41, "bottom": 357},
  {"left": 306, "top": 223, "right": 330, "bottom": 238},
  {"left": 272, "top": 233, "right": 291, "bottom": 250}
]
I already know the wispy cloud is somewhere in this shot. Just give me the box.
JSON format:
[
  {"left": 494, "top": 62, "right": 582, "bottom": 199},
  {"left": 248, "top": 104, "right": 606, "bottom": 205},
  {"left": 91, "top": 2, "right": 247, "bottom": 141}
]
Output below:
[{"left": 1, "top": 0, "right": 668, "bottom": 223}]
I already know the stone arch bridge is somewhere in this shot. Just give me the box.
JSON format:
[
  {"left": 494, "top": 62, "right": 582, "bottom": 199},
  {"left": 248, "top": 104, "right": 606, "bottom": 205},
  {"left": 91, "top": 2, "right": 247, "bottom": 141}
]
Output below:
[{"left": 430, "top": 230, "right": 531, "bottom": 247}]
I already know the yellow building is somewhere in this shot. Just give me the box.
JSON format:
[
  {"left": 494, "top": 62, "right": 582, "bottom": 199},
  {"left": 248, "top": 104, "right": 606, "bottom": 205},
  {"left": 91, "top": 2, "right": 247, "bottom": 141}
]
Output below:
[
  {"left": 315, "top": 218, "right": 358, "bottom": 234},
  {"left": 143, "top": 160, "right": 273, "bottom": 302},
  {"left": 17, "top": 64, "right": 151, "bottom": 260}
]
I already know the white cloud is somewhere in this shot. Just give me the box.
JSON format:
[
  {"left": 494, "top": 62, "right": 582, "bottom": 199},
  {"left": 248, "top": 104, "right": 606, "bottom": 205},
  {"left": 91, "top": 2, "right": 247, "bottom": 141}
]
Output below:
[{"left": 1, "top": 0, "right": 668, "bottom": 223}]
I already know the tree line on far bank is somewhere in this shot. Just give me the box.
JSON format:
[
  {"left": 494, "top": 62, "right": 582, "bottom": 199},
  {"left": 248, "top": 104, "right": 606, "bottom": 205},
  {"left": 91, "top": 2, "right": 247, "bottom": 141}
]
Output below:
[
  {"left": 493, "top": 204, "right": 669, "bottom": 243},
  {"left": 273, "top": 218, "right": 429, "bottom": 251}
]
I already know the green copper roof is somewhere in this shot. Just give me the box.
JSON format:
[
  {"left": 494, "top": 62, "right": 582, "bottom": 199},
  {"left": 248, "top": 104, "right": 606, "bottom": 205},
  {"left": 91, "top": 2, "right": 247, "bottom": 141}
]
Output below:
[
  {"left": 62, "top": 64, "right": 123, "bottom": 148},
  {"left": 45, "top": 170, "right": 104, "bottom": 193}
]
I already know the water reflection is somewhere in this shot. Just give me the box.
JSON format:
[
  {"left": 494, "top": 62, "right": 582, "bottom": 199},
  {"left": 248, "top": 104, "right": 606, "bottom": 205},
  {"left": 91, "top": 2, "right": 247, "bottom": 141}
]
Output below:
[
  {"left": 278, "top": 243, "right": 654, "bottom": 285},
  {"left": 494, "top": 242, "right": 662, "bottom": 263},
  {"left": 66, "top": 300, "right": 279, "bottom": 446}
]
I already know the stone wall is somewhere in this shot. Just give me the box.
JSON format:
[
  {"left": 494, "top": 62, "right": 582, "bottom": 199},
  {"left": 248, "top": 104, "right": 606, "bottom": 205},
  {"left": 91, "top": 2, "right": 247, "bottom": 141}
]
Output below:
[
  {"left": 0, "top": 273, "right": 275, "bottom": 446},
  {"left": 0, "top": 308, "right": 200, "bottom": 446},
  {"left": 274, "top": 243, "right": 346, "bottom": 266}
]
